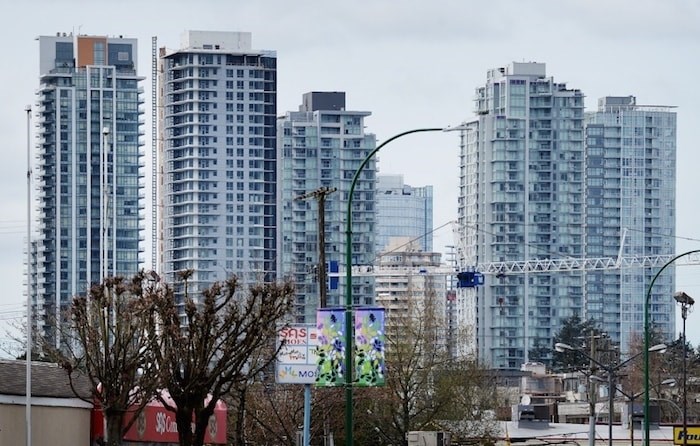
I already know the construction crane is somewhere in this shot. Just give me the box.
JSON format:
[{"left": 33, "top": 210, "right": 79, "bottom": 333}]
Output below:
[
  {"left": 336, "top": 251, "right": 700, "bottom": 279},
  {"left": 329, "top": 221, "right": 700, "bottom": 361},
  {"left": 334, "top": 222, "right": 700, "bottom": 280}
]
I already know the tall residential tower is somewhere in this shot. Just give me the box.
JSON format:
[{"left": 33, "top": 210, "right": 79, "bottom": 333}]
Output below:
[
  {"left": 459, "top": 62, "right": 585, "bottom": 369},
  {"left": 584, "top": 96, "right": 676, "bottom": 350},
  {"left": 277, "top": 92, "right": 377, "bottom": 323},
  {"left": 35, "top": 33, "right": 145, "bottom": 346},
  {"left": 158, "top": 31, "right": 277, "bottom": 297}
]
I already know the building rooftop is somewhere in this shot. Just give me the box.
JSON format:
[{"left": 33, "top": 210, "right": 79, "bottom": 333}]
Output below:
[{"left": 0, "top": 359, "right": 91, "bottom": 399}]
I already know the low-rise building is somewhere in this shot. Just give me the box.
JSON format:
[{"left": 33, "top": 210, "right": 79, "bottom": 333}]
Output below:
[{"left": 0, "top": 359, "right": 92, "bottom": 445}]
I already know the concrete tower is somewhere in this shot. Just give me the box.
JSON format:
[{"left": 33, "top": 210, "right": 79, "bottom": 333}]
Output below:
[
  {"left": 158, "top": 31, "right": 277, "bottom": 300},
  {"left": 459, "top": 62, "right": 585, "bottom": 369}
]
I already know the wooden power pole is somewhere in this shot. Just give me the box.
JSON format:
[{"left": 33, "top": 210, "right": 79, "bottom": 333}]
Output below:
[{"left": 296, "top": 187, "right": 337, "bottom": 309}]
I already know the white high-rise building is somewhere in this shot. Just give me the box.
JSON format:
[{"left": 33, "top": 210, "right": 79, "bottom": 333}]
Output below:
[
  {"left": 584, "top": 96, "right": 676, "bottom": 350},
  {"left": 459, "top": 62, "right": 585, "bottom": 369},
  {"left": 158, "top": 31, "right": 277, "bottom": 298},
  {"left": 34, "top": 33, "right": 145, "bottom": 346},
  {"left": 459, "top": 64, "right": 678, "bottom": 370},
  {"left": 277, "top": 92, "right": 377, "bottom": 322},
  {"left": 374, "top": 239, "right": 449, "bottom": 351}
]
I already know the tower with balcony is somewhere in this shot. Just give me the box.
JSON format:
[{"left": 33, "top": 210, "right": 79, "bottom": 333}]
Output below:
[
  {"left": 35, "top": 33, "right": 144, "bottom": 346},
  {"left": 158, "top": 31, "right": 277, "bottom": 300}
]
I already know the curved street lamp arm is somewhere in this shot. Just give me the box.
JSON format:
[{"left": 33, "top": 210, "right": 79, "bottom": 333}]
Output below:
[{"left": 344, "top": 127, "right": 444, "bottom": 446}]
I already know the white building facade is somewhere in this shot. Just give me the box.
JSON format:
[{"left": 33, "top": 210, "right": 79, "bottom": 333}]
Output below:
[
  {"left": 158, "top": 31, "right": 277, "bottom": 299},
  {"left": 584, "top": 96, "right": 676, "bottom": 350},
  {"left": 459, "top": 62, "right": 585, "bottom": 369},
  {"left": 374, "top": 240, "right": 450, "bottom": 352},
  {"left": 277, "top": 92, "right": 377, "bottom": 323}
]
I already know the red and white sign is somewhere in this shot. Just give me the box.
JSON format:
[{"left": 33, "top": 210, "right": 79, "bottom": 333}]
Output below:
[{"left": 93, "top": 391, "right": 227, "bottom": 444}]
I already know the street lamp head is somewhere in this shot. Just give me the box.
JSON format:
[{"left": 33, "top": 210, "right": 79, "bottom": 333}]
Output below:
[
  {"left": 674, "top": 291, "right": 695, "bottom": 306},
  {"left": 649, "top": 343, "right": 667, "bottom": 354},
  {"left": 442, "top": 123, "right": 471, "bottom": 132},
  {"left": 554, "top": 342, "right": 574, "bottom": 353}
]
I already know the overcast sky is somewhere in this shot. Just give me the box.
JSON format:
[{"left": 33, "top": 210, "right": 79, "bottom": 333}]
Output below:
[{"left": 1, "top": 0, "right": 699, "bottom": 355}]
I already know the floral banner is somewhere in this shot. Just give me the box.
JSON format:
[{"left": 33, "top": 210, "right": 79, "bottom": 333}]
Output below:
[
  {"left": 315, "top": 307, "right": 385, "bottom": 387},
  {"left": 354, "top": 307, "right": 385, "bottom": 387},
  {"left": 315, "top": 308, "right": 346, "bottom": 387}
]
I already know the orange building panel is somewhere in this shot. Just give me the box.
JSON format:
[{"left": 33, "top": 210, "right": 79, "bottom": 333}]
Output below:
[{"left": 77, "top": 36, "right": 107, "bottom": 67}]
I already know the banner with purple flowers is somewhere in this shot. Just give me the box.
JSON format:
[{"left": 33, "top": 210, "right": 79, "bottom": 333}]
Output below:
[
  {"left": 315, "top": 308, "right": 346, "bottom": 387},
  {"left": 354, "top": 307, "right": 385, "bottom": 387}
]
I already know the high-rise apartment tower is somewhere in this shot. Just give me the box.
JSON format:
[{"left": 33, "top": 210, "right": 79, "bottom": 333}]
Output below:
[
  {"left": 35, "top": 34, "right": 145, "bottom": 346},
  {"left": 584, "top": 96, "right": 676, "bottom": 350},
  {"left": 277, "top": 92, "right": 377, "bottom": 322},
  {"left": 376, "top": 174, "right": 433, "bottom": 254},
  {"left": 459, "top": 62, "right": 585, "bottom": 369},
  {"left": 158, "top": 31, "right": 277, "bottom": 297}
]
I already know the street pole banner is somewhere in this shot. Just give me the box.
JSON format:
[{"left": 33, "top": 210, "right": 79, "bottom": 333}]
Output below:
[
  {"left": 354, "top": 307, "right": 385, "bottom": 387},
  {"left": 314, "top": 306, "right": 386, "bottom": 387},
  {"left": 315, "top": 308, "right": 346, "bottom": 386}
]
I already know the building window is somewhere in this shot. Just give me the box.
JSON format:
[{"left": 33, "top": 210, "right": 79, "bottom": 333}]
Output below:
[{"left": 94, "top": 42, "right": 105, "bottom": 65}]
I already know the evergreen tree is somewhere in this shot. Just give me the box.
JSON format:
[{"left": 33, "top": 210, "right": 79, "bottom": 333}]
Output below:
[{"left": 551, "top": 315, "right": 603, "bottom": 372}]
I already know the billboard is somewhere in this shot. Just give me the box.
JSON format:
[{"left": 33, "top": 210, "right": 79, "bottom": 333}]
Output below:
[
  {"left": 674, "top": 427, "right": 700, "bottom": 445},
  {"left": 276, "top": 324, "right": 319, "bottom": 384},
  {"left": 92, "top": 392, "right": 227, "bottom": 444}
]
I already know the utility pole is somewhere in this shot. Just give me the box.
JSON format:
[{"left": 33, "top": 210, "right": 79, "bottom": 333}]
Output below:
[
  {"left": 296, "top": 187, "right": 337, "bottom": 308},
  {"left": 589, "top": 331, "right": 598, "bottom": 446},
  {"left": 295, "top": 186, "right": 337, "bottom": 446}
]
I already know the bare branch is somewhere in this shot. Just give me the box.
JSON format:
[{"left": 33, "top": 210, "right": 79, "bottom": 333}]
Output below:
[{"left": 149, "top": 275, "right": 294, "bottom": 446}]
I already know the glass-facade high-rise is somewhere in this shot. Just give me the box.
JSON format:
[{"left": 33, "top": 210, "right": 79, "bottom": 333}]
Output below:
[
  {"left": 459, "top": 62, "right": 585, "bottom": 369},
  {"left": 584, "top": 96, "right": 676, "bottom": 350},
  {"left": 277, "top": 92, "right": 376, "bottom": 323},
  {"left": 376, "top": 174, "right": 433, "bottom": 253},
  {"left": 35, "top": 34, "right": 144, "bottom": 346},
  {"left": 158, "top": 31, "right": 277, "bottom": 298}
]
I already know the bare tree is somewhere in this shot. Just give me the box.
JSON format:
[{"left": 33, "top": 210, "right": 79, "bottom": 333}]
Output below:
[
  {"left": 149, "top": 271, "right": 294, "bottom": 446},
  {"left": 50, "top": 273, "right": 161, "bottom": 446},
  {"left": 239, "top": 382, "right": 304, "bottom": 446},
  {"left": 623, "top": 330, "right": 697, "bottom": 423},
  {"left": 353, "top": 273, "right": 501, "bottom": 446},
  {"left": 432, "top": 359, "right": 501, "bottom": 444},
  {"left": 352, "top": 278, "right": 448, "bottom": 444}
]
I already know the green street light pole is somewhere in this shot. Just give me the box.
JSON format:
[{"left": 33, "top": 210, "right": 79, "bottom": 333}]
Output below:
[
  {"left": 344, "top": 127, "right": 443, "bottom": 445},
  {"left": 644, "top": 250, "right": 700, "bottom": 446}
]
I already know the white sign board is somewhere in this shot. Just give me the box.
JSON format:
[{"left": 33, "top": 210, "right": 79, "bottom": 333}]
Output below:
[{"left": 275, "top": 324, "right": 318, "bottom": 384}]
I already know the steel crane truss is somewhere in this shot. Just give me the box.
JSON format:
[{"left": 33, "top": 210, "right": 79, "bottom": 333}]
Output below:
[{"left": 338, "top": 252, "right": 700, "bottom": 279}]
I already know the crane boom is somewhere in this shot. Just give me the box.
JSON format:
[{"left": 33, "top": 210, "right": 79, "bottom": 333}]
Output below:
[{"left": 334, "top": 252, "right": 700, "bottom": 278}]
